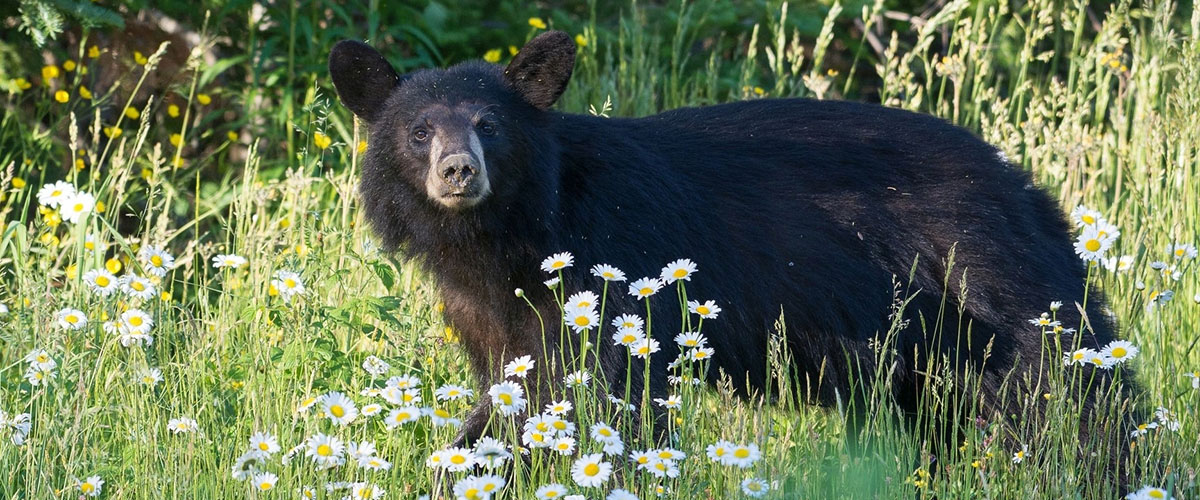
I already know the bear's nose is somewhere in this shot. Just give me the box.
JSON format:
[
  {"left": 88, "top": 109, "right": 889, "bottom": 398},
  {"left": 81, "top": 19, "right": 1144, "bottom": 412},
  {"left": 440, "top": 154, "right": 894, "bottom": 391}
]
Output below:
[{"left": 440, "top": 157, "right": 478, "bottom": 189}]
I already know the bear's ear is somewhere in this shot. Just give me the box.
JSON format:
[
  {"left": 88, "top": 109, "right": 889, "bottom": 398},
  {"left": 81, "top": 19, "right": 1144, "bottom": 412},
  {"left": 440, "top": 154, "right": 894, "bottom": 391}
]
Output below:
[
  {"left": 503, "top": 31, "right": 576, "bottom": 110},
  {"left": 329, "top": 40, "right": 403, "bottom": 122}
]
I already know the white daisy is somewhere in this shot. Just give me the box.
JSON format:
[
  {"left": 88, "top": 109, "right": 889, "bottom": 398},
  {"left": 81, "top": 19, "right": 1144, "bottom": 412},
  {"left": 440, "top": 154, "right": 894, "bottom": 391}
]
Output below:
[
  {"left": 570, "top": 453, "right": 612, "bottom": 488},
  {"left": 688, "top": 299, "right": 721, "bottom": 318},
  {"left": 55, "top": 308, "right": 88, "bottom": 330},
  {"left": 361, "top": 403, "right": 383, "bottom": 417},
  {"left": 673, "top": 331, "right": 707, "bottom": 348},
  {"left": 489, "top": 381, "right": 526, "bottom": 415},
  {"left": 654, "top": 395, "right": 683, "bottom": 409},
  {"left": 305, "top": 433, "right": 345, "bottom": 468},
  {"left": 137, "top": 367, "right": 163, "bottom": 386},
  {"left": 426, "top": 407, "right": 462, "bottom": 428},
  {"left": 590, "top": 264, "right": 627, "bottom": 282},
  {"left": 24, "top": 349, "right": 57, "bottom": 371},
  {"left": 505, "top": 355, "right": 536, "bottom": 378},
  {"left": 473, "top": 437, "right": 512, "bottom": 469},
  {"left": 37, "top": 181, "right": 76, "bottom": 208},
  {"left": 434, "top": 384, "right": 474, "bottom": 401},
  {"left": 536, "top": 483, "right": 569, "bottom": 500},
  {"left": 249, "top": 431, "right": 280, "bottom": 454},
  {"left": 660, "top": 258, "right": 697, "bottom": 283},
  {"left": 167, "top": 417, "right": 199, "bottom": 434},
  {"left": 212, "top": 254, "right": 248, "bottom": 269},
  {"left": 741, "top": 478, "right": 770, "bottom": 498},
  {"left": 387, "top": 374, "right": 422, "bottom": 390},
  {"left": 83, "top": 269, "right": 118, "bottom": 296},
  {"left": 1070, "top": 205, "right": 1102, "bottom": 227},
  {"left": 630, "top": 337, "right": 661, "bottom": 358},
  {"left": 322, "top": 391, "right": 358, "bottom": 426},
  {"left": 119, "top": 308, "right": 154, "bottom": 335},
  {"left": 564, "top": 306, "right": 600, "bottom": 332},
  {"left": 272, "top": 270, "right": 305, "bottom": 303},
  {"left": 1074, "top": 225, "right": 1112, "bottom": 262},
  {"left": 567, "top": 291, "right": 600, "bottom": 310},
  {"left": 60, "top": 191, "right": 95, "bottom": 223},
  {"left": 545, "top": 400, "right": 573, "bottom": 415},
  {"left": 78, "top": 475, "right": 104, "bottom": 497},
  {"left": 252, "top": 472, "right": 278, "bottom": 492},
  {"left": 564, "top": 371, "right": 591, "bottom": 387},
  {"left": 139, "top": 245, "right": 176, "bottom": 277},
  {"left": 1102, "top": 340, "right": 1139, "bottom": 364},
  {"left": 629, "top": 277, "right": 664, "bottom": 300},
  {"left": 612, "top": 327, "right": 644, "bottom": 347},
  {"left": 1167, "top": 243, "right": 1197, "bottom": 260},
  {"left": 119, "top": 274, "right": 157, "bottom": 301},
  {"left": 541, "top": 252, "right": 575, "bottom": 273},
  {"left": 1125, "top": 486, "right": 1173, "bottom": 500},
  {"left": 361, "top": 355, "right": 390, "bottom": 377},
  {"left": 611, "top": 314, "right": 644, "bottom": 331},
  {"left": 383, "top": 406, "right": 421, "bottom": 429}
]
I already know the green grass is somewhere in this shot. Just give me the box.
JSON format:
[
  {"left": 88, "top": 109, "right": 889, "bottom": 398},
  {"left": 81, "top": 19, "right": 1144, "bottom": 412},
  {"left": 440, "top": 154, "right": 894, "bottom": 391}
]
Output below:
[{"left": 0, "top": 0, "right": 1198, "bottom": 498}]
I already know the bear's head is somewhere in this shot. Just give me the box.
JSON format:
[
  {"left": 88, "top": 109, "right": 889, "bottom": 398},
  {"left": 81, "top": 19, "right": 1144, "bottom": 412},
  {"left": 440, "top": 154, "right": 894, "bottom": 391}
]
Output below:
[{"left": 329, "top": 32, "right": 575, "bottom": 247}]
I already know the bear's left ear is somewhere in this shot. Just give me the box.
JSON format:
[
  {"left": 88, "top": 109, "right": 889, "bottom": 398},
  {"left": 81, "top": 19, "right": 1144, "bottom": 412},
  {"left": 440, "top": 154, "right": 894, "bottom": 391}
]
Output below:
[
  {"left": 504, "top": 31, "right": 576, "bottom": 110},
  {"left": 329, "top": 40, "right": 403, "bottom": 123}
]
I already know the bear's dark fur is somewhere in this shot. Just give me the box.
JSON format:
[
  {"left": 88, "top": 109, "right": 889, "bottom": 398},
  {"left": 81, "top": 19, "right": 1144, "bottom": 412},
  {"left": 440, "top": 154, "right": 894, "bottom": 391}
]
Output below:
[{"left": 329, "top": 32, "right": 1126, "bottom": 453}]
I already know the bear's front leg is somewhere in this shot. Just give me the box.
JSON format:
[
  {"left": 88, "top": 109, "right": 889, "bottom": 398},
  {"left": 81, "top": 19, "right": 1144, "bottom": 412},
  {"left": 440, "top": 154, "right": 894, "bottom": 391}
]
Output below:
[{"left": 452, "top": 397, "right": 493, "bottom": 448}]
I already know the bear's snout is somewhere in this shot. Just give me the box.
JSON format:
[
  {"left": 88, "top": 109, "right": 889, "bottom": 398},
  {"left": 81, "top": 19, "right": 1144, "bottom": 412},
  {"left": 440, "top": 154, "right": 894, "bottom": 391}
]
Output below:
[{"left": 439, "top": 155, "right": 479, "bottom": 190}]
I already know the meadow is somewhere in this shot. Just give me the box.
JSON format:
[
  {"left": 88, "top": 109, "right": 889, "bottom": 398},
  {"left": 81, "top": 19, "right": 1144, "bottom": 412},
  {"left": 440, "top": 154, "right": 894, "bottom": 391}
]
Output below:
[{"left": 0, "top": 0, "right": 1198, "bottom": 498}]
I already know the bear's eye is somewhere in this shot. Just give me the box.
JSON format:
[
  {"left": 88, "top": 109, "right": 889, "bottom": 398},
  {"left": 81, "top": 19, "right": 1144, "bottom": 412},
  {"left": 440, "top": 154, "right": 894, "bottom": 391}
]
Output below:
[
  {"left": 477, "top": 121, "right": 496, "bottom": 136},
  {"left": 412, "top": 128, "right": 430, "bottom": 142}
]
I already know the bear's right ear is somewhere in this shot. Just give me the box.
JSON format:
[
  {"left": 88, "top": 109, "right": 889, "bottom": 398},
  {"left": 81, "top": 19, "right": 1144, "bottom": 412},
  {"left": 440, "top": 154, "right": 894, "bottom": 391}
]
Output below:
[
  {"left": 329, "top": 40, "right": 402, "bottom": 123},
  {"left": 504, "top": 31, "right": 576, "bottom": 110}
]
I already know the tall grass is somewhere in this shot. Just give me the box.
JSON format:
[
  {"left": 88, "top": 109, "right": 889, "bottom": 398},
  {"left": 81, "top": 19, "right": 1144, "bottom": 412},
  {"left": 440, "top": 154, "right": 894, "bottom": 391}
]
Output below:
[{"left": 0, "top": 0, "right": 1197, "bottom": 498}]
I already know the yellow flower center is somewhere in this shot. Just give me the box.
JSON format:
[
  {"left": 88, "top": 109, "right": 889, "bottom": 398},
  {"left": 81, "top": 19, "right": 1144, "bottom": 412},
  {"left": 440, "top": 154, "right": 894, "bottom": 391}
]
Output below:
[
  {"left": 553, "top": 421, "right": 567, "bottom": 430},
  {"left": 734, "top": 448, "right": 750, "bottom": 459},
  {"left": 128, "top": 316, "right": 143, "bottom": 326},
  {"left": 451, "top": 454, "right": 467, "bottom": 464},
  {"left": 584, "top": 463, "right": 600, "bottom": 476},
  {"left": 599, "top": 428, "right": 611, "bottom": 437},
  {"left": 463, "top": 489, "right": 480, "bottom": 500},
  {"left": 499, "top": 393, "right": 513, "bottom": 405},
  {"left": 1150, "top": 491, "right": 1165, "bottom": 499},
  {"left": 65, "top": 314, "right": 78, "bottom": 323},
  {"left": 578, "top": 301, "right": 592, "bottom": 307},
  {"left": 748, "top": 483, "right": 762, "bottom": 492},
  {"left": 697, "top": 306, "right": 710, "bottom": 315},
  {"left": 317, "top": 444, "right": 332, "bottom": 456},
  {"left": 259, "top": 482, "right": 272, "bottom": 491},
  {"left": 1085, "top": 239, "right": 1101, "bottom": 252},
  {"left": 695, "top": 351, "right": 709, "bottom": 359},
  {"left": 639, "top": 287, "right": 652, "bottom": 295},
  {"left": 330, "top": 405, "right": 345, "bottom": 418},
  {"left": 258, "top": 442, "right": 270, "bottom": 451},
  {"left": 81, "top": 484, "right": 94, "bottom": 493},
  {"left": 546, "top": 491, "right": 559, "bottom": 498},
  {"left": 574, "top": 316, "right": 590, "bottom": 327},
  {"left": 151, "top": 255, "right": 163, "bottom": 267},
  {"left": 396, "top": 411, "right": 411, "bottom": 420},
  {"left": 132, "top": 282, "right": 145, "bottom": 291},
  {"left": 673, "top": 269, "right": 687, "bottom": 278},
  {"left": 95, "top": 276, "right": 110, "bottom": 286},
  {"left": 1111, "top": 347, "right": 1127, "bottom": 358},
  {"left": 1081, "top": 215, "right": 1095, "bottom": 225},
  {"left": 434, "top": 409, "right": 450, "bottom": 418},
  {"left": 52, "top": 190, "right": 62, "bottom": 197},
  {"left": 285, "top": 278, "right": 297, "bottom": 288},
  {"left": 1175, "top": 249, "right": 1185, "bottom": 257},
  {"left": 602, "top": 272, "right": 614, "bottom": 278}
]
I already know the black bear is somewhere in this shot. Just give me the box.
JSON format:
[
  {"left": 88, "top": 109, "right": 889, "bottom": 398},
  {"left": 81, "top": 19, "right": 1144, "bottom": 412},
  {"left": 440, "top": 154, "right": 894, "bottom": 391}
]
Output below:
[{"left": 328, "top": 31, "right": 1125, "bottom": 451}]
